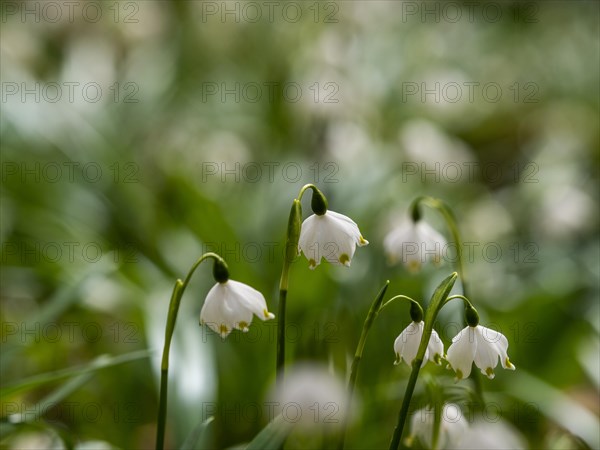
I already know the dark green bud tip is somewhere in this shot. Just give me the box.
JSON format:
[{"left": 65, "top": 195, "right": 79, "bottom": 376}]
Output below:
[
  {"left": 465, "top": 305, "right": 479, "bottom": 327},
  {"left": 410, "top": 301, "right": 424, "bottom": 322},
  {"left": 212, "top": 258, "right": 230, "bottom": 283},
  {"left": 311, "top": 187, "right": 328, "bottom": 216},
  {"left": 411, "top": 202, "right": 422, "bottom": 223}
]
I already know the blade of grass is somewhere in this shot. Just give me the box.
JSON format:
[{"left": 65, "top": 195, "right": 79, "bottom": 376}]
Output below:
[{"left": 1, "top": 349, "right": 152, "bottom": 398}]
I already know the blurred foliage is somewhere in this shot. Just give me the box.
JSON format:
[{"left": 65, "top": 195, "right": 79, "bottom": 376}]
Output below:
[{"left": 1, "top": 1, "right": 599, "bottom": 449}]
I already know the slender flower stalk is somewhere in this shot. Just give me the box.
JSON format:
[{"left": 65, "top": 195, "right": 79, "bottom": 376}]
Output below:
[
  {"left": 389, "top": 272, "right": 458, "bottom": 450},
  {"left": 277, "top": 184, "right": 368, "bottom": 385},
  {"left": 156, "top": 253, "right": 274, "bottom": 450},
  {"left": 337, "top": 280, "right": 389, "bottom": 450},
  {"left": 409, "top": 196, "right": 485, "bottom": 400}
]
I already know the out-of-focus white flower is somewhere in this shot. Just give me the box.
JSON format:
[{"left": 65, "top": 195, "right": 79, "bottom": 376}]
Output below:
[
  {"left": 408, "top": 403, "right": 468, "bottom": 449},
  {"left": 459, "top": 419, "right": 526, "bottom": 449},
  {"left": 394, "top": 321, "right": 444, "bottom": 367},
  {"left": 298, "top": 210, "right": 368, "bottom": 269},
  {"left": 384, "top": 220, "right": 446, "bottom": 272},
  {"left": 446, "top": 325, "right": 515, "bottom": 380},
  {"left": 271, "top": 364, "right": 349, "bottom": 433},
  {"left": 200, "top": 280, "right": 274, "bottom": 338}
]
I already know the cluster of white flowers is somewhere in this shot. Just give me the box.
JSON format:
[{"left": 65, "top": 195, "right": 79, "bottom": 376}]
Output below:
[
  {"left": 394, "top": 321, "right": 515, "bottom": 380},
  {"left": 200, "top": 207, "right": 369, "bottom": 337}
]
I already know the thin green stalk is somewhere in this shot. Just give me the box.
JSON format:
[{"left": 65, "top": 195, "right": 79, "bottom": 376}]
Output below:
[
  {"left": 156, "top": 253, "right": 224, "bottom": 450},
  {"left": 389, "top": 273, "right": 457, "bottom": 450},
  {"left": 337, "top": 281, "right": 390, "bottom": 450},
  {"left": 412, "top": 196, "right": 484, "bottom": 401},
  {"left": 276, "top": 186, "right": 317, "bottom": 385}
]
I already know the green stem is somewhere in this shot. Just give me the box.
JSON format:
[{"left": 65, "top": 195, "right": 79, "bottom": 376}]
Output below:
[
  {"left": 337, "top": 281, "right": 390, "bottom": 450},
  {"left": 276, "top": 186, "right": 320, "bottom": 385},
  {"left": 156, "top": 253, "right": 225, "bottom": 450},
  {"left": 412, "top": 197, "right": 484, "bottom": 401},
  {"left": 389, "top": 273, "right": 457, "bottom": 450}
]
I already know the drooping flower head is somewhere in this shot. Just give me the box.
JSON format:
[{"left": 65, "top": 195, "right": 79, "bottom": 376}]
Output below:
[
  {"left": 446, "top": 310, "right": 515, "bottom": 380},
  {"left": 298, "top": 187, "right": 368, "bottom": 269},
  {"left": 394, "top": 321, "right": 444, "bottom": 367},
  {"left": 200, "top": 258, "right": 274, "bottom": 338},
  {"left": 384, "top": 217, "right": 446, "bottom": 273}
]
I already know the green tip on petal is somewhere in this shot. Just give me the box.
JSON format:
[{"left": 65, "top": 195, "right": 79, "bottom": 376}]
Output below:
[
  {"left": 433, "top": 353, "right": 442, "bottom": 365},
  {"left": 359, "top": 236, "right": 369, "bottom": 246},
  {"left": 219, "top": 324, "right": 229, "bottom": 338},
  {"left": 308, "top": 259, "right": 317, "bottom": 269},
  {"left": 455, "top": 369, "right": 463, "bottom": 381},
  {"left": 394, "top": 354, "right": 401, "bottom": 366},
  {"left": 263, "top": 309, "right": 275, "bottom": 320},
  {"left": 506, "top": 358, "right": 516, "bottom": 370},
  {"left": 339, "top": 253, "right": 350, "bottom": 266},
  {"left": 238, "top": 321, "right": 249, "bottom": 332},
  {"left": 485, "top": 367, "right": 495, "bottom": 379}
]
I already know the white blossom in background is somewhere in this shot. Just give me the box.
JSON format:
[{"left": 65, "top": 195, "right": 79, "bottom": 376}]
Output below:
[
  {"left": 384, "top": 220, "right": 446, "bottom": 272},
  {"left": 394, "top": 321, "right": 444, "bottom": 367},
  {"left": 200, "top": 280, "right": 274, "bottom": 338},
  {"left": 271, "top": 364, "right": 348, "bottom": 432},
  {"left": 299, "top": 210, "right": 368, "bottom": 269},
  {"left": 446, "top": 325, "right": 515, "bottom": 381},
  {"left": 407, "top": 403, "right": 468, "bottom": 449}
]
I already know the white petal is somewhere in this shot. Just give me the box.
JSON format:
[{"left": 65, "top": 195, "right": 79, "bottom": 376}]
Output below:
[
  {"left": 447, "top": 326, "right": 477, "bottom": 380},
  {"left": 226, "top": 280, "right": 274, "bottom": 322},
  {"left": 394, "top": 321, "right": 423, "bottom": 366},
  {"left": 298, "top": 214, "right": 321, "bottom": 268},
  {"left": 416, "top": 222, "right": 446, "bottom": 264},
  {"left": 200, "top": 283, "right": 234, "bottom": 337},
  {"left": 477, "top": 325, "right": 515, "bottom": 371},
  {"left": 473, "top": 326, "right": 501, "bottom": 378},
  {"left": 427, "top": 328, "right": 445, "bottom": 365}
]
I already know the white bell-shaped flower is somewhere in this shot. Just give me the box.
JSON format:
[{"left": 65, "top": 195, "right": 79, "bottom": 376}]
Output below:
[
  {"left": 200, "top": 280, "right": 274, "bottom": 338},
  {"left": 384, "top": 220, "right": 446, "bottom": 272},
  {"left": 393, "top": 321, "right": 444, "bottom": 367},
  {"left": 298, "top": 210, "right": 368, "bottom": 269},
  {"left": 446, "top": 325, "right": 515, "bottom": 380}
]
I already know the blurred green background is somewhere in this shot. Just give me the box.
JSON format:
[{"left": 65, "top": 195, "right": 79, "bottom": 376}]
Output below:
[{"left": 1, "top": 1, "right": 599, "bottom": 449}]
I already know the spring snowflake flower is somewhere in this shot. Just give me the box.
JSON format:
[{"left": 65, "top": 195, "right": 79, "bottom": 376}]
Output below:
[
  {"left": 384, "top": 220, "right": 446, "bottom": 272},
  {"left": 446, "top": 325, "right": 515, "bottom": 380},
  {"left": 394, "top": 321, "right": 444, "bottom": 367},
  {"left": 408, "top": 403, "right": 468, "bottom": 449},
  {"left": 200, "top": 280, "right": 274, "bottom": 338},
  {"left": 298, "top": 210, "right": 368, "bottom": 269}
]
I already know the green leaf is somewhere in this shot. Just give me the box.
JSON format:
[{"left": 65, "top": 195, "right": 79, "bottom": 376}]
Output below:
[
  {"left": 1, "top": 349, "right": 152, "bottom": 398},
  {"left": 181, "top": 416, "right": 214, "bottom": 450},
  {"left": 245, "top": 415, "right": 292, "bottom": 450}
]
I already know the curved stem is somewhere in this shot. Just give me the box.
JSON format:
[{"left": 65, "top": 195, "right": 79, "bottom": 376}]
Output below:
[
  {"left": 412, "top": 196, "right": 484, "bottom": 400},
  {"left": 411, "top": 196, "right": 468, "bottom": 298},
  {"left": 389, "top": 273, "right": 457, "bottom": 450},
  {"left": 337, "top": 281, "right": 389, "bottom": 450},
  {"left": 380, "top": 295, "right": 422, "bottom": 313},
  {"left": 156, "top": 252, "right": 224, "bottom": 450}
]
